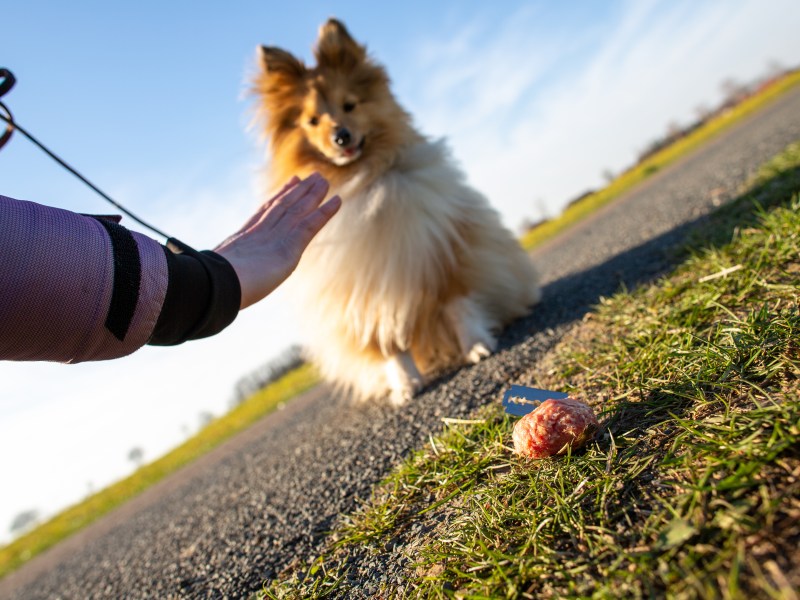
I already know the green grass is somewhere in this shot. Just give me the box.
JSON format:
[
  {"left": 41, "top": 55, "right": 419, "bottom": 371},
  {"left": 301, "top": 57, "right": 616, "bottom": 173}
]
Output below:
[
  {"left": 261, "top": 142, "right": 800, "bottom": 598},
  {"left": 520, "top": 69, "right": 800, "bottom": 251},
  {"left": 0, "top": 363, "right": 320, "bottom": 580}
]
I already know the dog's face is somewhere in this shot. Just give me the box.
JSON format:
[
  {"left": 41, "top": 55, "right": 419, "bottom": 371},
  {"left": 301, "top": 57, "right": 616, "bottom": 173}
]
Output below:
[
  {"left": 256, "top": 19, "right": 413, "bottom": 177},
  {"left": 296, "top": 71, "right": 368, "bottom": 166}
]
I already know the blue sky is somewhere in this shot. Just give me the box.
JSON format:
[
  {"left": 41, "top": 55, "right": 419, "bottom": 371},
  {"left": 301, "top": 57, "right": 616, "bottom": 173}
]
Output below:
[{"left": 1, "top": 0, "right": 799, "bottom": 542}]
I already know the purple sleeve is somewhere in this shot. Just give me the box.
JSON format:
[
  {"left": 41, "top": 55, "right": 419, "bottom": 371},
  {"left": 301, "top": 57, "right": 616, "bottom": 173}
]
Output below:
[{"left": 0, "top": 195, "right": 169, "bottom": 362}]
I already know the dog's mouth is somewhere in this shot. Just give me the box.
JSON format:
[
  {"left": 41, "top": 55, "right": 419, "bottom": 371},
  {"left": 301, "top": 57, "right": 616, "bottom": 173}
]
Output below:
[{"left": 332, "top": 136, "right": 365, "bottom": 166}]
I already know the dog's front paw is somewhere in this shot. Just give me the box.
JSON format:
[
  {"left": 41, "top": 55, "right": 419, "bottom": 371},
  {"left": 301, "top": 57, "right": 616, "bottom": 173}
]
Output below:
[
  {"left": 446, "top": 296, "right": 498, "bottom": 366},
  {"left": 389, "top": 381, "right": 420, "bottom": 406},
  {"left": 466, "top": 341, "right": 494, "bottom": 364},
  {"left": 385, "top": 352, "right": 423, "bottom": 406}
]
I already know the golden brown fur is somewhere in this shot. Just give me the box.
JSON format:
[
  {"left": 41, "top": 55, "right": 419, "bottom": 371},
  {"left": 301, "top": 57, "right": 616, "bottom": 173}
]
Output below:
[{"left": 253, "top": 19, "right": 541, "bottom": 403}]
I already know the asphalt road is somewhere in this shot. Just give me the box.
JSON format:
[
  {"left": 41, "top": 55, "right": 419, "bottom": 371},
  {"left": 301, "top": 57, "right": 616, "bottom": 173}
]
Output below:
[{"left": 3, "top": 85, "right": 800, "bottom": 600}]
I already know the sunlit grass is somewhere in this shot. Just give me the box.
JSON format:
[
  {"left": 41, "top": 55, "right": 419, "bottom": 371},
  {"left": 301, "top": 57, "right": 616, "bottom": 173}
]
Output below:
[
  {"left": 0, "top": 363, "right": 320, "bottom": 580},
  {"left": 262, "top": 142, "right": 800, "bottom": 598}
]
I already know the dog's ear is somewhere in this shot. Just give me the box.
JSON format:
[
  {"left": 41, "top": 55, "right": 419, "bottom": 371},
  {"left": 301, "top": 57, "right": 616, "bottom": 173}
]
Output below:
[
  {"left": 260, "top": 46, "right": 306, "bottom": 82},
  {"left": 314, "top": 19, "right": 366, "bottom": 71}
]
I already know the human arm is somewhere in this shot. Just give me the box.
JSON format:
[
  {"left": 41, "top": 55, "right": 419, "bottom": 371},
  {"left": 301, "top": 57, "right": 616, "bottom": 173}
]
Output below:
[
  {"left": 0, "top": 173, "right": 340, "bottom": 362},
  {"left": 0, "top": 194, "right": 171, "bottom": 361}
]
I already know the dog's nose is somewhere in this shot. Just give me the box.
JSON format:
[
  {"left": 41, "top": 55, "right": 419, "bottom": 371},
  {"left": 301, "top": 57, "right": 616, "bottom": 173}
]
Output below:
[{"left": 333, "top": 128, "right": 352, "bottom": 147}]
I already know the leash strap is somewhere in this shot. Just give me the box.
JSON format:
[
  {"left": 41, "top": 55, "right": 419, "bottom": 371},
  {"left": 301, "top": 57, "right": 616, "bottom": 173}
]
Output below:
[
  {"left": 0, "top": 69, "right": 15, "bottom": 150},
  {"left": 0, "top": 67, "right": 190, "bottom": 247}
]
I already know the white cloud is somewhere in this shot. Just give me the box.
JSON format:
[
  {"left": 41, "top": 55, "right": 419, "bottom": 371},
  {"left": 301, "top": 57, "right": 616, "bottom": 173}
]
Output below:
[{"left": 399, "top": 0, "right": 800, "bottom": 230}]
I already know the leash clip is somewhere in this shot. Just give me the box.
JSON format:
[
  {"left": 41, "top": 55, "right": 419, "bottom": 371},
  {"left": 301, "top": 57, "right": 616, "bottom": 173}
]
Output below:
[{"left": 0, "top": 68, "right": 17, "bottom": 150}]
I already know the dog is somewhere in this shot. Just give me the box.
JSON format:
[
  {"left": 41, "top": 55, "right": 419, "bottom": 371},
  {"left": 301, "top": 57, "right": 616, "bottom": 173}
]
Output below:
[{"left": 253, "top": 19, "right": 541, "bottom": 404}]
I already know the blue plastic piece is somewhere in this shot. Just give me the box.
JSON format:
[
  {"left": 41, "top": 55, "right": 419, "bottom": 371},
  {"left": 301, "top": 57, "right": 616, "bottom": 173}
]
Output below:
[{"left": 502, "top": 385, "right": 569, "bottom": 416}]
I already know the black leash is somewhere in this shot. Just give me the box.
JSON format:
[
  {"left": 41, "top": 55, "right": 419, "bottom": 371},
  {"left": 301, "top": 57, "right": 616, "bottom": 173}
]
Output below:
[{"left": 0, "top": 67, "right": 177, "bottom": 242}]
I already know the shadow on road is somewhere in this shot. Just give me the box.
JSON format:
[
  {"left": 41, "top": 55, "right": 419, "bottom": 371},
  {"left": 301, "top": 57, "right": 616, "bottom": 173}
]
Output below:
[{"left": 500, "top": 164, "right": 800, "bottom": 354}]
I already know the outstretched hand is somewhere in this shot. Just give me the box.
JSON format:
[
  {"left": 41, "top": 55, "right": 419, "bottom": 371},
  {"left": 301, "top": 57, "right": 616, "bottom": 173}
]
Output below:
[{"left": 215, "top": 173, "right": 341, "bottom": 309}]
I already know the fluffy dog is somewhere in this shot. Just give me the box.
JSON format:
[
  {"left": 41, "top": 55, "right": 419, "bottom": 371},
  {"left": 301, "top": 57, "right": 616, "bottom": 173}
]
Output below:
[{"left": 253, "top": 19, "right": 541, "bottom": 403}]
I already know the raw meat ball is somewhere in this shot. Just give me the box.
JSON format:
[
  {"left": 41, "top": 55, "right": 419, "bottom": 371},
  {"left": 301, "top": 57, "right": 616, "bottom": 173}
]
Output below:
[{"left": 512, "top": 398, "right": 598, "bottom": 459}]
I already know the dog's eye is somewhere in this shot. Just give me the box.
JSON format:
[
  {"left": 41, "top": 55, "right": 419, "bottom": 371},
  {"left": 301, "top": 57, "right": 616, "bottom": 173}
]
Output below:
[
  {"left": 308, "top": 116, "right": 319, "bottom": 126},
  {"left": 343, "top": 102, "right": 356, "bottom": 113}
]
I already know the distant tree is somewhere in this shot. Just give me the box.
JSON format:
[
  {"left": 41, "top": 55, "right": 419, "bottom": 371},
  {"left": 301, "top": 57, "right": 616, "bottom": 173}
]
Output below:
[
  {"left": 764, "top": 59, "right": 785, "bottom": 80},
  {"left": 517, "top": 217, "right": 549, "bottom": 236},
  {"left": 127, "top": 446, "right": 144, "bottom": 468},
  {"left": 694, "top": 103, "right": 712, "bottom": 122},
  {"left": 666, "top": 120, "right": 683, "bottom": 139},
  {"left": 231, "top": 345, "right": 306, "bottom": 406},
  {"left": 533, "top": 197, "right": 550, "bottom": 221},
  {"left": 720, "top": 77, "right": 749, "bottom": 105},
  {"left": 565, "top": 189, "right": 596, "bottom": 209},
  {"left": 9, "top": 509, "right": 39, "bottom": 535},
  {"left": 637, "top": 138, "right": 666, "bottom": 163},
  {"left": 601, "top": 168, "right": 615, "bottom": 184},
  {"left": 517, "top": 217, "right": 536, "bottom": 236},
  {"left": 198, "top": 411, "right": 214, "bottom": 429}
]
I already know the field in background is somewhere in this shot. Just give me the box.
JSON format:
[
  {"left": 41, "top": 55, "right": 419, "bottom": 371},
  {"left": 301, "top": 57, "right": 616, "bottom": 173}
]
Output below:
[
  {"left": 520, "top": 69, "right": 800, "bottom": 251},
  {"left": 2, "top": 68, "right": 799, "bottom": 584},
  {"left": 0, "top": 364, "right": 318, "bottom": 580},
  {"left": 264, "top": 141, "right": 800, "bottom": 598}
]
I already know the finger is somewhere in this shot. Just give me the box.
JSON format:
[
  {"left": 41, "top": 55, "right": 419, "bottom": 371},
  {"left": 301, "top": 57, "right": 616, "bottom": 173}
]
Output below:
[
  {"left": 241, "top": 175, "right": 302, "bottom": 231},
  {"left": 280, "top": 173, "right": 331, "bottom": 221},
  {"left": 292, "top": 195, "right": 341, "bottom": 247},
  {"left": 255, "top": 172, "right": 329, "bottom": 232},
  {"left": 215, "top": 176, "right": 303, "bottom": 251},
  {"left": 264, "top": 175, "right": 302, "bottom": 208},
  {"left": 216, "top": 173, "right": 329, "bottom": 252}
]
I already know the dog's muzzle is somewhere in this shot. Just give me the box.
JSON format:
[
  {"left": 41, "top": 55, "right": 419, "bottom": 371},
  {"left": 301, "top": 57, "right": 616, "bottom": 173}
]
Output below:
[{"left": 333, "top": 127, "right": 352, "bottom": 147}]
